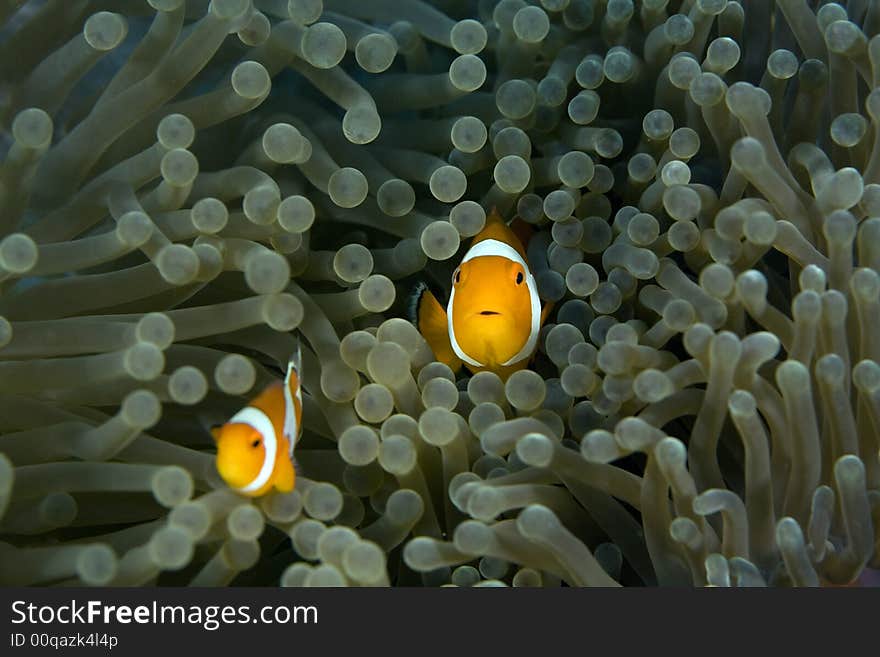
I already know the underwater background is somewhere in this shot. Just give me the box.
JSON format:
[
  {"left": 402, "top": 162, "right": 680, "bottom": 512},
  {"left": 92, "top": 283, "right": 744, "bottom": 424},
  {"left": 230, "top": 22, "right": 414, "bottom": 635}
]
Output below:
[{"left": 1, "top": 0, "right": 879, "bottom": 588}]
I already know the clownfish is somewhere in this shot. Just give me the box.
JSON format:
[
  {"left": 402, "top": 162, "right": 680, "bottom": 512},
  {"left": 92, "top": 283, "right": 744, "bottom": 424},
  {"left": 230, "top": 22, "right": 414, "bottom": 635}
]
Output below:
[
  {"left": 211, "top": 347, "right": 302, "bottom": 497},
  {"left": 411, "top": 208, "right": 552, "bottom": 380}
]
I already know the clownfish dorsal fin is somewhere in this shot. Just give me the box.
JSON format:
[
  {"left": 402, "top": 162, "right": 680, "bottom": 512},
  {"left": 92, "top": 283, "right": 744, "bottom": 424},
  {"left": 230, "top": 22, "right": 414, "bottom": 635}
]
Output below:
[
  {"left": 509, "top": 216, "right": 536, "bottom": 251},
  {"left": 471, "top": 207, "right": 528, "bottom": 260},
  {"left": 282, "top": 343, "right": 303, "bottom": 449},
  {"left": 290, "top": 339, "right": 303, "bottom": 376}
]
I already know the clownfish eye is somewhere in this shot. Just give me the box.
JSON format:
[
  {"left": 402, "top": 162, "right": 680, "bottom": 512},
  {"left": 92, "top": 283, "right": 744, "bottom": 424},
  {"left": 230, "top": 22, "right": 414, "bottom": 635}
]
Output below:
[
  {"left": 251, "top": 439, "right": 261, "bottom": 448},
  {"left": 516, "top": 272, "right": 524, "bottom": 285}
]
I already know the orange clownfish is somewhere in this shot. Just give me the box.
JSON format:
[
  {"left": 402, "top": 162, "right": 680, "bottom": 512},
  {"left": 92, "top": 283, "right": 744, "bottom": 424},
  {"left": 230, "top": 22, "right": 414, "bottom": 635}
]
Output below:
[
  {"left": 412, "top": 208, "right": 552, "bottom": 380},
  {"left": 211, "top": 348, "right": 302, "bottom": 497}
]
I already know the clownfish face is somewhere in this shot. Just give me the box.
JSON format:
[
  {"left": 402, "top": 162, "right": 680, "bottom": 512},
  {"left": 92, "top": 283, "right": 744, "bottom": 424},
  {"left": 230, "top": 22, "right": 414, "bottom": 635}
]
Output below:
[
  {"left": 211, "top": 422, "right": 266, "bottom": 491},
  {"left": 449, "top": 255, "right": 534, "bottom": 366}
]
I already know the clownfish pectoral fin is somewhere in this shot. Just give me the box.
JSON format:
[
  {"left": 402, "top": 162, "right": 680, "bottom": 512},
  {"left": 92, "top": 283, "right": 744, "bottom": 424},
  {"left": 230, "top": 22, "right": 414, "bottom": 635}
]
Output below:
[
  {"left": 540, "top": 302, "right": 554, "bottom": 326},
  {"left": 410, "top": 282, "right": 462, "bottom": 372},
  {"left": 275, "top": 454, "right": 295, "bottom": 493}
]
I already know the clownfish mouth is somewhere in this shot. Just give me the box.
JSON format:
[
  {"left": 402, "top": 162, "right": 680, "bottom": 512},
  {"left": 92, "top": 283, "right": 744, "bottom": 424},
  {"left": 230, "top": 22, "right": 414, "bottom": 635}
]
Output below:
[{"left": 479, "top": 310, "right": 501, "bottom": 316}]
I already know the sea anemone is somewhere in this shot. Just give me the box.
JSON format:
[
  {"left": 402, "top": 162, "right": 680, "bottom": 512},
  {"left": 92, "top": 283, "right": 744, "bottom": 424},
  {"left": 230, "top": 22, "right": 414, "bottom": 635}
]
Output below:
[{"left": 0, "top": 0, "right": 878, "bottom": 587}]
